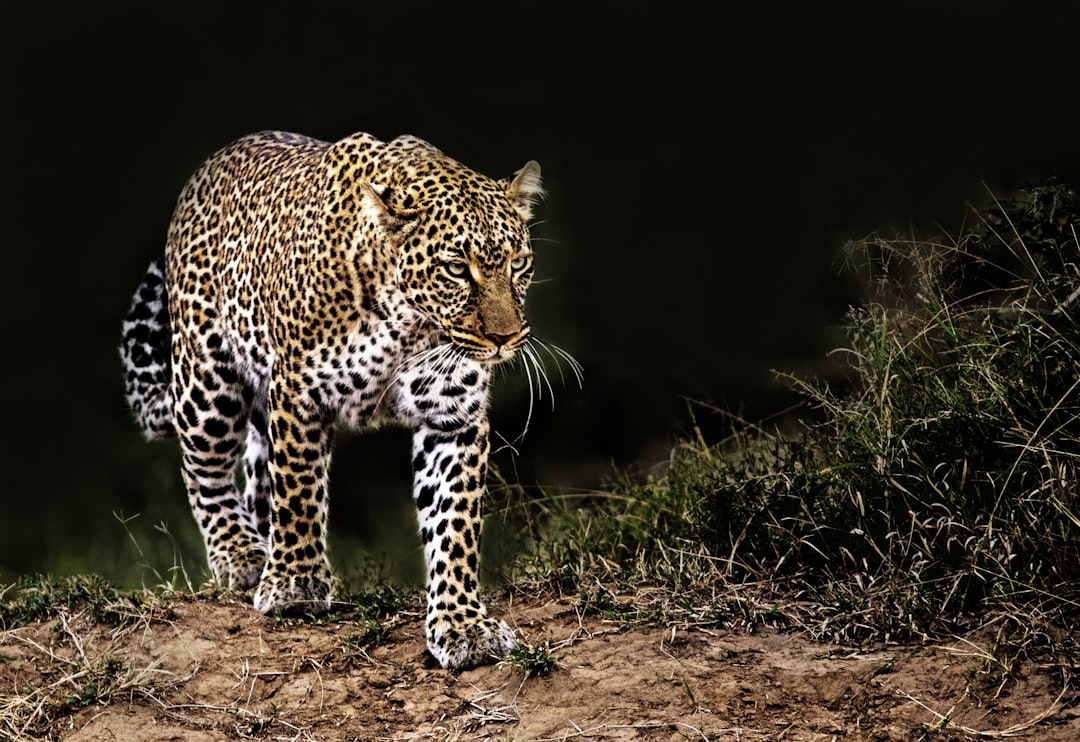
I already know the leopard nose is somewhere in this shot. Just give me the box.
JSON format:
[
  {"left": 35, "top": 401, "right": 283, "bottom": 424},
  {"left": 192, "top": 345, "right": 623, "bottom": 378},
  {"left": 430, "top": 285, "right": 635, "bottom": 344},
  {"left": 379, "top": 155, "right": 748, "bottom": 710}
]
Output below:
[{"left": 485, "top": 332, "right": 515, "bottom": 347}]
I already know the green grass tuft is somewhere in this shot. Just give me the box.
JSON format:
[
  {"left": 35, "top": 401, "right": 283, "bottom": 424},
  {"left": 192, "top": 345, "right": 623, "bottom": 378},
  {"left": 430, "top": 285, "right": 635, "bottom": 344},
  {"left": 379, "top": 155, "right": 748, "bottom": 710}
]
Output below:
[{"left": 0, "top": 574, "right": 139, "bottom": 629}]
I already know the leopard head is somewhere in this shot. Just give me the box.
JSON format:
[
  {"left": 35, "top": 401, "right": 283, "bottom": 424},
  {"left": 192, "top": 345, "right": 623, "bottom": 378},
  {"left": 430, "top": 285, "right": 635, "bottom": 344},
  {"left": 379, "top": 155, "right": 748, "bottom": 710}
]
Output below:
[{"left": 362, "top": 148, "right": 544, "bottom": 363}]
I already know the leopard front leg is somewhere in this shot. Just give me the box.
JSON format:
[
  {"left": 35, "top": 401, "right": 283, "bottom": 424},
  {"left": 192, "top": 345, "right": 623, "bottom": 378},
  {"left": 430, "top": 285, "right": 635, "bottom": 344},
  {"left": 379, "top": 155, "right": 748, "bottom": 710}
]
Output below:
[
  {"left": 252, "top": 382, "right": 334, "bottom": 615},
  {"left": 413, "top": 417, "right": 516, "bottom": 670}
]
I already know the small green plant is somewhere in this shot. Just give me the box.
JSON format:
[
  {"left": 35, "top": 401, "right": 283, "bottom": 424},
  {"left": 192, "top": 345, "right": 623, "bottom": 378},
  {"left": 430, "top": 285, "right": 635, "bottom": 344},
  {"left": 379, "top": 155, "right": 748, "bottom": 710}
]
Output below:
[
  {"left": 681, "top": 678, "right": 698, "bottom": 710},
  {"left": 575, "top": 586, "right": 621, "bottom": 618},
  {"left": 66, "top": 656, "right": 126, "bottom": 707},
  {"left": 332, "top": 583, "right": 407, "bottom": 619},
  {"left": 340, "top": 617, "right": 387, "bottom": 659},
  {"left": 506, "top": 640, "right": 557, "bottom": 676}
]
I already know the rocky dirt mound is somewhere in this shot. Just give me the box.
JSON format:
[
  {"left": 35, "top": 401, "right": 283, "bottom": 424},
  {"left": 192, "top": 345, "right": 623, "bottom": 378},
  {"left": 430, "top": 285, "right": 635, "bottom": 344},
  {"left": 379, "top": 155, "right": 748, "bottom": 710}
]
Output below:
[{"left": 1, "top": 592, "right": 1076, "bottom": 741}]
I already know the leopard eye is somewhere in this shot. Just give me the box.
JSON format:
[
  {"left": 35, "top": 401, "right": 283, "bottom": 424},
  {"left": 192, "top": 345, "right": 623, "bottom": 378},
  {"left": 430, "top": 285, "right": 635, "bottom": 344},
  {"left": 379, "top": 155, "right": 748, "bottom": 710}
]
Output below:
[
  {"left": 510, "top": 254, "right": 532, "bottom": 272},
  {"left": 445, "top": 261, "right": 469, "bottom": 278}
]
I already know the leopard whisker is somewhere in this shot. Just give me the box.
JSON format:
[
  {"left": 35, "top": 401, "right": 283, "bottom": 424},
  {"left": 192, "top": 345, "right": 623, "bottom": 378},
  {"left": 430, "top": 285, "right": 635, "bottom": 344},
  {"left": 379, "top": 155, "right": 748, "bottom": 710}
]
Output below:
[
  {"left": 413, "top": 344, "right": 478, "bottom": 431},
  {"left": 374, "top": 341, "right": 456, "bottom": 412},
  {"left": 518, "top": 346, "right": 537, "bottom": 439},
  {"left": 489, "top": 429, "right": 521, "bottom": 458},
  {"left": 522, "top": 343, "right": 555, "bottom": 410},
  {"left": 369, "top": 298, "right": 428, "bottom": 329},
  {"left": 529, "top": 337, "right": 584, "bottom": 390},
  {"left": 396, "top": 342, "right": 452, "bottom": 374},
  {"left": 447, "top": 346, "right": 480, "bottom": 428},
  {"left": 501, "top": 340, "right": 560, "bottom": 448},
  {"left": 432, "top": 344, "right": 466, "bottom": 381}
]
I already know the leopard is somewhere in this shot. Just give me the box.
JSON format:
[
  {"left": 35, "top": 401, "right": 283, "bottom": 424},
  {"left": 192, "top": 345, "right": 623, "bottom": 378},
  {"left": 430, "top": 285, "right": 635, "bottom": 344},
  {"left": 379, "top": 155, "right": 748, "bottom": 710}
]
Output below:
[{"left": 119, "top": 129, "right": 553, "bottom": 670}]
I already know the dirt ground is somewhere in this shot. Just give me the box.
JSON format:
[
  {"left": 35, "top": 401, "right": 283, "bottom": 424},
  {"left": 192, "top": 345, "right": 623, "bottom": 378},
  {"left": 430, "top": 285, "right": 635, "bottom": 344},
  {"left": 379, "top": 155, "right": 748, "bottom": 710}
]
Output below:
[{"left": 1, "top": 591, "right": 1076, "bottom": 741}]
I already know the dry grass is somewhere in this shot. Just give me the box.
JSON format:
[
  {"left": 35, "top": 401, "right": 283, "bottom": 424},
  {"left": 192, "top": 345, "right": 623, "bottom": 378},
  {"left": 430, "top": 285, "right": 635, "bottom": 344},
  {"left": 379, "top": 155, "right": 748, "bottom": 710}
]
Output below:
[{"left": 0, "top": 582, "right": 176, "bottom": 739}]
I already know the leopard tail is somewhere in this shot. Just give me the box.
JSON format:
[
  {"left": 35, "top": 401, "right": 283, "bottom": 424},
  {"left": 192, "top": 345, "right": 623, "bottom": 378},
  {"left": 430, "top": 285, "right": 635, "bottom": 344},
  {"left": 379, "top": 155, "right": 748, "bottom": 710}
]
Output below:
[{"left": 120, "top": 258, "right": 175, "bottom": 438}]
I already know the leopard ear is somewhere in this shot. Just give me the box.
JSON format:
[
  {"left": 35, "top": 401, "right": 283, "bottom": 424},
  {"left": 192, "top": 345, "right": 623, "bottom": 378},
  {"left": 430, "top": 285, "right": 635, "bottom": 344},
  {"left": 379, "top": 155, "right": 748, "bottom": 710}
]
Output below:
[
  {"left": 504, "top": 161, "right": 544, "bottom": 222},
  {"left": 360, "top": 181, "right": 418, "bottom": 238}
]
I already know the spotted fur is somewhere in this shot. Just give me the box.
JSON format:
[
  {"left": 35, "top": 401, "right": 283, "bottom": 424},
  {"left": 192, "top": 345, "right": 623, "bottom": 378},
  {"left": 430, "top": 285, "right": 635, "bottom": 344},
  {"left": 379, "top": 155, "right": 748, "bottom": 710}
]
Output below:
[{"left": 120, "top": 130, "right": 546, "bottom": 669}]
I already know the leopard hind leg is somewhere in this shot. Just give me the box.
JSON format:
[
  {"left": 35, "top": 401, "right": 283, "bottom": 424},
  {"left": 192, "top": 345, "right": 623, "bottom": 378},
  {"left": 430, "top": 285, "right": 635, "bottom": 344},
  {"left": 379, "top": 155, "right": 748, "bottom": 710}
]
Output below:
[
  {"left": 241, "top": 389, "right": 273, "bottom": 543},
  {"left": 173, "top": 341, "right": 268, "bottom": 591}
]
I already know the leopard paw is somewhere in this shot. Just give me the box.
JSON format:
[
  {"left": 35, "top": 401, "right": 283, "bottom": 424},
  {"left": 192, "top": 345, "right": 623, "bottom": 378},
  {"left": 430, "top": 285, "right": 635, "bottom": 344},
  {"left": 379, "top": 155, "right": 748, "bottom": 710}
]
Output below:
[
  {"left": 252, "top": 563, "right": 332, "bottom": 615},
  {"left": 208, "top": 544, "right": 267, "bottom": 592},
  {"left": 429, "top": 617, "right": 517, "bottom": 670}
]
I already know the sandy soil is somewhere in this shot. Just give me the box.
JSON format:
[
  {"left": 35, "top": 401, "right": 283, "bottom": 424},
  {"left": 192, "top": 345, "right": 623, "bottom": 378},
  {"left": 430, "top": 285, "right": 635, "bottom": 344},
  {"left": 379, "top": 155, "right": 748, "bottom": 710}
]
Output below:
[{"left": 1, "top": 591, "right": 1076, "bottom": 741}]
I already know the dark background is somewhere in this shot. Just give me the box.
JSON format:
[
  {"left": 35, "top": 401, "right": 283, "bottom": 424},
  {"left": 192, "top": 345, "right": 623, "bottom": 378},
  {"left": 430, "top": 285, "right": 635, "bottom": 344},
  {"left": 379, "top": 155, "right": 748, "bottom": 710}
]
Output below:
[{"left": 4, "top": 1, "right": 1080, "bottom": 585}]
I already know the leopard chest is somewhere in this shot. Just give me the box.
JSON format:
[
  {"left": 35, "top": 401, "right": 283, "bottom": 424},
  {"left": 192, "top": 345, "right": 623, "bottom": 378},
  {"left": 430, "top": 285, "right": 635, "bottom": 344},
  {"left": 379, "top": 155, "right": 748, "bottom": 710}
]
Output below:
[{"left": 303, "top": 322, "right": 492, "bottom": 431}]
